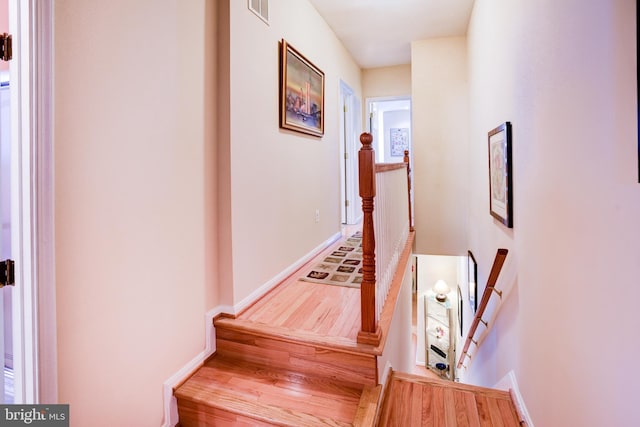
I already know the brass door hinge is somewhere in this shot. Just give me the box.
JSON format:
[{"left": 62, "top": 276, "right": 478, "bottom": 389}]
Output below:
[
  {"left": 0, "top": 259, "right": 15, "bottom": 288},
  {"left": 0, "top": 33, "right": 12, "bottom": 62}
]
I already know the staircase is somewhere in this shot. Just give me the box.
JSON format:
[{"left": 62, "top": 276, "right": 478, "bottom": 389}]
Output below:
[
  {"left": 174, "top": 316, "right": 383, "bottom": 426},
  {"left": 173, "top": 225, "right": 524, "bottom": 426}
]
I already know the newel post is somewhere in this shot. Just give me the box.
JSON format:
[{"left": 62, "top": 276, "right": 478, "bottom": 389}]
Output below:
[
  {"left": 358, "top": 132, "right": 381, "bottom": 345},
  {"left": 404, "top": 150, "right": 414, "bottom": 232}
]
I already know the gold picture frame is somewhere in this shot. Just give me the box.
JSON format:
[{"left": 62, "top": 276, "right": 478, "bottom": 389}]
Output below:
[{"left": 279, "top": 40, "right": 325, "bottom": 137}]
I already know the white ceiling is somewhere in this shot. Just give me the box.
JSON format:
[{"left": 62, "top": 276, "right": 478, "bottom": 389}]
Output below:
[{"left": 307, "top": 0, "right": 475, "bottom": 69}]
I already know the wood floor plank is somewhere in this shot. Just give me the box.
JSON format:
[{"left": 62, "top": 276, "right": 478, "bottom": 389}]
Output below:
[
  {"left": 463, "top": 389, "right": 482, "bottom": 427},
  {"left": 421, "top": 380, "right": 434, "bottom": 426},
  {"left": 378, "top": 375, "right": 401, "bottom": 426},
  {"left": 398, "top": 379, "right": 414, "bottom": 426},
  {"left": 497, "top": 398, "right": 521, "bottom": 426},
  {"left": 453, "top": 389, "right": 472, "bottom": 427},
  {"left": 485, "top": 396, "right": 506, "bottom": 427},
  {"left": 443, "top": 387, "right": 458, "bottom": 426},
  {"left": 431, "top": 384, "right": 446, "bottom": 426},
  {"left": 409, "top": 381, "right": 423, "bottom": 425},
  {"left": 475, "top": 395, "right": 493, "bottom": 427}
]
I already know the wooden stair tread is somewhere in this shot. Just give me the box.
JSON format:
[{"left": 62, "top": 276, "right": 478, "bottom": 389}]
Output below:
[
  {"left": 176, "top": 354, "right": 370, "bottom": 426},
  {"left": 377, "top": 371, "right": 523, "bottom": 427},
  {"left": 352, "top": 384, "right": 381, "bottom": 427}
]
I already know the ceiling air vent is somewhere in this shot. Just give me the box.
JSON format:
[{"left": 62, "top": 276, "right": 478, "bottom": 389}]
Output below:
[{"left": 249, "top": 0, "right": 269, "bottom": 25}]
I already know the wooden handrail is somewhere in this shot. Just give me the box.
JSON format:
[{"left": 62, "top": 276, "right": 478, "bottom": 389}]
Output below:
[
  {"left": 375, "top": 163, "right": 406, "bottom": 172},
  {"left": 403, "top": 149, "right": 413, "bottom": 232},
  {"left": 457, "top": 248, "right": 508, "bottom": 369}
]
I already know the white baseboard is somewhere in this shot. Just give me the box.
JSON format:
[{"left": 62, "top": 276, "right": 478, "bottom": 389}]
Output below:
[
  {"left": 494, "top": 370, "right": 534, "bottom": 427},
  {"left": 161, "top": 307, "right": 220, "bottom": 427},
  {"left": 380, "top": 361, "right": 393, "bottom": 387},
  {"left": 161, "top": 232, "right": 342, "bottom": 426},
  {"left": 232, "top": 231, "right": 342, "bottom": 315}
]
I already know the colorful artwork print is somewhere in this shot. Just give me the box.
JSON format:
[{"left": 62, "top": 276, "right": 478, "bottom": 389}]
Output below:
[
  {"left": 488, "top": 122, "right": 513, "bottom": 228},
  {"left": 390, "top": 128, "right": 410, "bottom": 157},
  {"left": 280, "top": 40, "right": 325, "bottom": 137}
]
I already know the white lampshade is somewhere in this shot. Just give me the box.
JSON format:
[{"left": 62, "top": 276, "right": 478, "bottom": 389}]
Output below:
[{"left": 433, "top": 279, "right": 450, "bottom": 302}]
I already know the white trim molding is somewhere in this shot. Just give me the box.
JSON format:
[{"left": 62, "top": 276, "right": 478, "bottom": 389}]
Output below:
[
  {"left": 32, "top": 0, "right": 56, "bottom": 404},
  {"left": 231, "top": 231, "right": 341, "bottom": 315},
  {"left": 494, "top": 370, "right": 534, "bottom": 427},
  {"left": 161, "top": 231, "right": 342, "bottom": 425},
  {"left": 162, "top": 308, "right": 218, "bottom": 427},
  {"left": 8, "top": 0, "right": 55, "bottom": 404}
]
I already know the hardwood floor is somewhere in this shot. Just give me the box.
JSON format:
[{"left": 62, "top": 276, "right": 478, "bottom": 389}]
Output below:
[
  {"left": 237, "top": 227, "right": 362, "bottom": 344},
  {"left": 175, "top": 224, "right": 524, "bottom": 426},
  {"left": 378, "top": 372, "right": 522, "bottom": 427},
  {"left": 176, "top": 355, "right": 368, "bottom": 426}
]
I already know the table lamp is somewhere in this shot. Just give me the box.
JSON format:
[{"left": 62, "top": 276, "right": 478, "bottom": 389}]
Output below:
[{"left": 433, "top": 279, "right": 450, "bottom": 302}]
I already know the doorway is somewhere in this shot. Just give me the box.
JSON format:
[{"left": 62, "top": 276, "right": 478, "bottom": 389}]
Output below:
[
  {"left": 339, "top": 81, "right": 361, "bottom": 225},
  {"left": 414, "top": 254, "right": 464, "bottom": 381},
  {"left": 366, "top": 97, "right": 412, "bottom": 164},
  {"left": 367, "top": 96, "right": 414, "bottom": 228}
]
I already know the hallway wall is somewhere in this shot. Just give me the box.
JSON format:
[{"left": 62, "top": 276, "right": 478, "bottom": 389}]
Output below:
[
  {"left": 411, "top": 37, "right": 469, "bottom": 255},
  {"left": 53, "top": 0, "right": 360, "bottom": 423},
  {"left": 465, "top": 1, "right": 640, "bottom": 425},
  {"left": 225, "top": 0, "right": 362, "bottom": 306},
  {"left": 54, "top": 1, "right": 217, "bottom": 424}
]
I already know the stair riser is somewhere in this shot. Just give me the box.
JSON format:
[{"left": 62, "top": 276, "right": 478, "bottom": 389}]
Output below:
[
  {"left": 215, "top": 326, "right": 377, "bottom": 388},
  {"left": 177, "top": 398, "right": 278, "bottom": 427}
]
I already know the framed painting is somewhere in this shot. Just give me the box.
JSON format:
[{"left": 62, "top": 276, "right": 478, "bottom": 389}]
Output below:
[
  {"left": 488, "top": 121, "right": 513, "bottom": 227},
  {"left": 467, "top": 250, "right": 477, "bottom": 313},
  {"left": 390, "top": 128, "right": 409, "bottom": 157},
  {"left": 458, "top": 285, "right": 463, "bottom": 337},
  {"left": 279, "top": 39, "right": 325, "bottom": 137}
]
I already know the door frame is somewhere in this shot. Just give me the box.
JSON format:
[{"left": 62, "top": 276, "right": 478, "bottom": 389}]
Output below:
[
  {"left": 9, "top": 0, "right": 55, "bottom": 404},
  {"left": 366, "top": 95, "right": 413, "bottom": 162},
  {"left": 338, "top": 80, "right": 361, "bottom": 225}
]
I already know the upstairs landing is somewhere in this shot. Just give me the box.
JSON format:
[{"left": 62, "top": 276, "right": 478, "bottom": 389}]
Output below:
[{"left": 175, "top": 227, "right": 524, "bottom": 426}]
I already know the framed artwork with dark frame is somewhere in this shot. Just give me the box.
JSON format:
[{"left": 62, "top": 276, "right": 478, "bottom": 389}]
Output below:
[
  {"left": 488, "top": 121, "right": 513, "bottom": 227},
  {"left": 467, "top": 250, "right": 477, "bottom": 313},
  {"left": 279, "top": 39, "right": 325, "bottom": 137},
  {"left": 458, "top": 285, "right": 463, "bottom": 337}
]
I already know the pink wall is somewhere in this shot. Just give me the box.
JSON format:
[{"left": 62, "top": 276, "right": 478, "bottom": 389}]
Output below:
[
  {"left": 54, "top": 1, "right": 217, "bottom": 424},
  {"left": 462, "top": 1, "right": 640, "bottom": 425}
]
